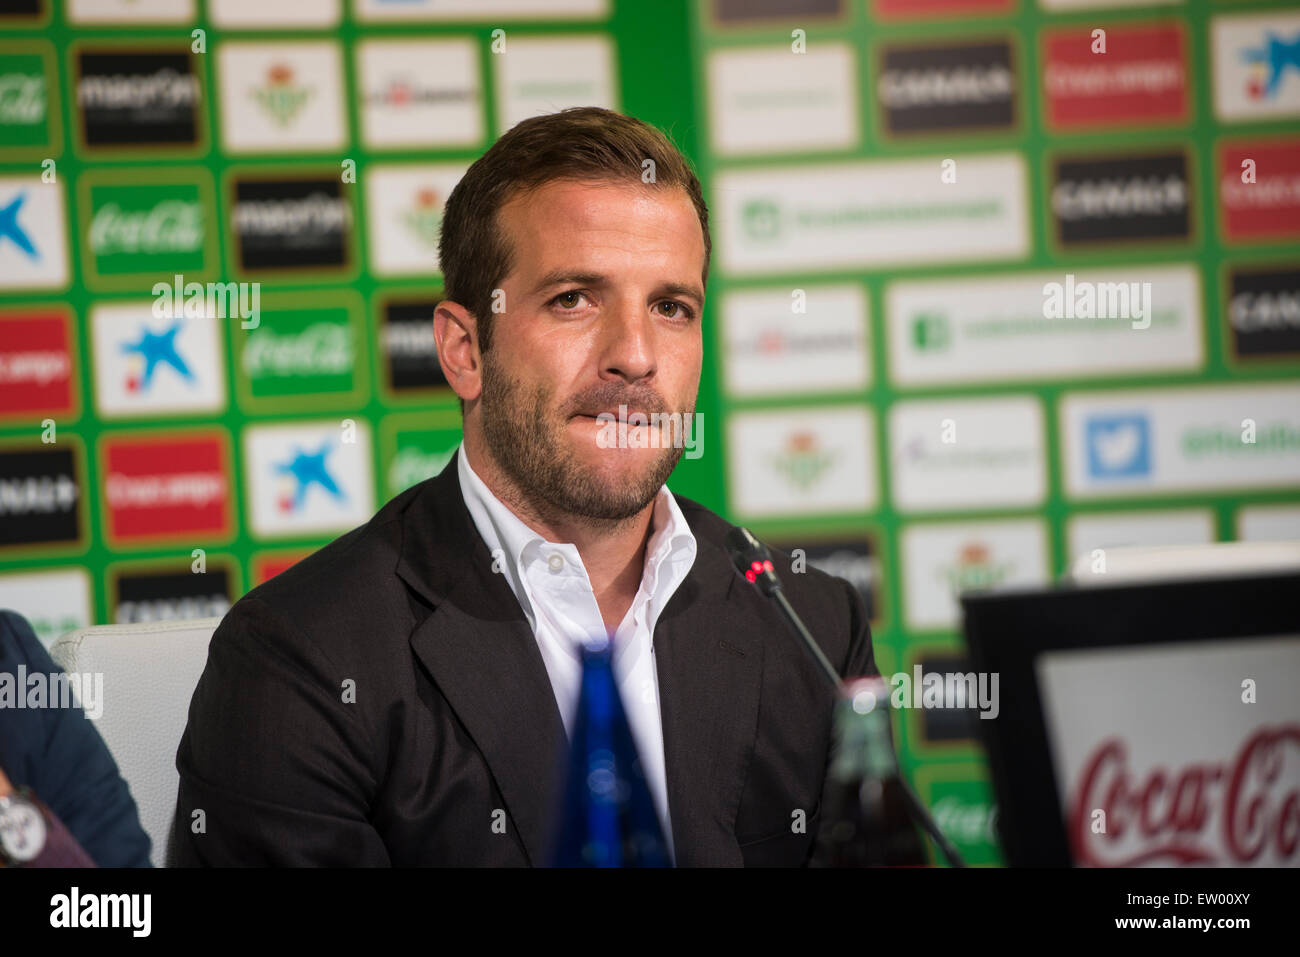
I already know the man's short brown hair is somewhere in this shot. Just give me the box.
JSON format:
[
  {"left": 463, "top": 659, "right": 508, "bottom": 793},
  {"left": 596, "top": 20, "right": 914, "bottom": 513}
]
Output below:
[{"left": 438, "top": 106, "right": 711, "bottom": 363}]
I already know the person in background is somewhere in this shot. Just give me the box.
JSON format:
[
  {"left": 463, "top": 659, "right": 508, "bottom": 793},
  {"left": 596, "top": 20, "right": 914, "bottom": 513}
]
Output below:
[{"left": 0, "top": 609, "right": 151, "bottom": 867}]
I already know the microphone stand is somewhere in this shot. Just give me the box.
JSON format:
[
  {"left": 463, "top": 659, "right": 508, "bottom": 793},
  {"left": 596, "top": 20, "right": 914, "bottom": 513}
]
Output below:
[{"left": 726, "top": 526, "right": 967, "bottom": 868}]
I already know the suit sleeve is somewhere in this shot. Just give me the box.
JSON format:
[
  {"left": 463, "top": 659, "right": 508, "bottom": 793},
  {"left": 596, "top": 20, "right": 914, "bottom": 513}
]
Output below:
[
  {"left": 172, "top": 597, "right": 390, "bottom": 866},
  {"left": 838, "top": 577, "right": 877, "bottom": 680}
]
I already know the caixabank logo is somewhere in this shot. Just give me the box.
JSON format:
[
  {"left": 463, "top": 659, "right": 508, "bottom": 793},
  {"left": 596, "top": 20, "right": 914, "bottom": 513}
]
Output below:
[
  {"left": 874, "top": 36, "right": 1018, "bottom": 139},
  {"left": 242, "top": 419, "right": 375, "bottom": 540},
  {"left": 376, "top": 293, "right": 451, "bottom": 401},
  {"left": 72, "top": 43, "right": 204, "bottom": 156},
  {"left": 0, "top": 174, "right": 68, "bottom": 292},
  {"left": 0, "top": 439, "right": 86, "bottom": 555},
  {"left": 78, "top": 168, "right": 219, "bottom": 291},
  {"left": 231, "top": 291, "right": 368, "bottom": 413},
  {"left": 90, "top": 300, "right": 226, "bottom": 418},
  {"left": 0, "top": 308, "right": 78, "bottom": 425},
  {"left": 107, "top": 558, "right": 238, "bottom": 625},
  {"left": 97, "top": 429, "right": 235, "bottom": 548},
  {"left": 1041, "top": 21, "right": 1190, "bottom": 133},
  {"left": 228, "top": 170, "right": 355, "bottom": 278},
  {"left": 0, "top": 40, "right": 59, "bottom": 158},
  {"left": 1049, "top": 148, "right": 1194, "bottom": 250},
  {"left": 1224, "top": 263, "right": 1300, "bottom": 363},
  {"left": 1212, "top": 10, "right": 1300, "bottom": 123}
]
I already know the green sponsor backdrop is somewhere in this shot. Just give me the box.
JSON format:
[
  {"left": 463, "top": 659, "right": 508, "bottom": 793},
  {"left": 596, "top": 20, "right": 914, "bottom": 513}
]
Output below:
[{"left": 3, "top": 0, "right": 1299, "bottom": 867}]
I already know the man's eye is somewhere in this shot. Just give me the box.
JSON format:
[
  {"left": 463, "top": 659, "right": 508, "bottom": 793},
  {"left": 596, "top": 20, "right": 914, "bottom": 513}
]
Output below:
[
  {"left": 657, "top": 300, "right": 695, "bottom": 320},
  {"left": 553, "top": 291, "right": 585, "bottom": 309}
]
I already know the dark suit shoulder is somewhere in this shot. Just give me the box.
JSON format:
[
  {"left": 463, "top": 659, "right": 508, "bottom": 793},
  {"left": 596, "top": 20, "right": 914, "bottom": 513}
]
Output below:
[{"left": 224, "top": 480, "right": 431, "bottom": 664}]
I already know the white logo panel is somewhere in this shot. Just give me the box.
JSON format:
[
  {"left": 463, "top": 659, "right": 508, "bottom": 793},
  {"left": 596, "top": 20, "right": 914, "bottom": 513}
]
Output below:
[
  {"left": 244, "top": 420, "right": 375, "bottom": 539},
  {"left": 901, "top": 519, "right": 1049, "bottom": 632},
  {"left": 494, "top": 36, "right": 617, "bottom": 134},
  {"left": 357, "top": 39, "right": 483, "bottom": 150},
  {"left": 727, "top": 405, "right": 877, "bottom": 519},
  {"left": 889, "top": 396, "right": 1046, "bottom": 513},
  {"left": 708, "top": 44, "right": 859, "bottom": 157},
  {"left": 91, "top": 301, "right": 226, "bottom": 417},
  {"left": 1213, "top": 12, "right": 1300, "bottom": 122},
  {"left": 715, "top": 153, "right": 1029, "bottom": 276},
  {"left": 218, "top": 41, "right": 347, "bottom": 153},
  {"left": 209, "top": 0, "right": 340, "bottom": 27},
  {"left": 0, "top": 176, "right": 68, "bottom": 290},
  {"left": 1061, "top": 383, "right": 1300, "bottom": 498},
  {"left": 365, "top": 163, "right": 467, "bottom": 276},
  {"left": 720, "top": 284, "right": 869, "bottom": 398},
  {"left": 887, "top": 265, "right": 1203, "bottom": 386},
  {"left": 0, "top": 569, "right": 93, "bottom": 651},
  {"left": 1066, "top": 510, "right": 1215, "bottom": 570}
]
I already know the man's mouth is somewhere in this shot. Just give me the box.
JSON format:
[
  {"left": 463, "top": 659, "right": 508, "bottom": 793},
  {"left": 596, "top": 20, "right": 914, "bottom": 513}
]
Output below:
[{"left": 573, "top": 410, "right": 653, "bottom": 421}]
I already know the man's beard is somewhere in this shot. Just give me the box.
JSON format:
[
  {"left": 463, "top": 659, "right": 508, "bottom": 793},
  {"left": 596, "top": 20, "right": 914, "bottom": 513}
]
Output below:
[{"left": 478, "top": 352, "right": 688, "bottom": 524}]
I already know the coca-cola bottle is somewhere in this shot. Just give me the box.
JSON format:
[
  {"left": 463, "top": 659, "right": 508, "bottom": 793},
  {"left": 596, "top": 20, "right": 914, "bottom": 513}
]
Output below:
[{"left": 811, "top": 675, "right": 930, "bottom": 867}]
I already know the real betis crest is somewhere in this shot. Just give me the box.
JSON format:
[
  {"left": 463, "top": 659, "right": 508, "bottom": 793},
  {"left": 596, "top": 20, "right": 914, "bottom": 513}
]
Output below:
[
  {"left": 770, "top": 431, "right": 835, "bottom": 491},
  {"left": 252, "top": 63, "right": 312, "bottom": 127},
  {"left": 401, "top": 188, "right": 444, "bottom": 249}
]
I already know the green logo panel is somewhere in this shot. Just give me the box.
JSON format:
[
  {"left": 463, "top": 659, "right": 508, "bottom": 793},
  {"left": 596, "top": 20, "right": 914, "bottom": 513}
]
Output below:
[
  {"left": 915, "top": 765, "right": 1004, "bottom": 867},
  {"left": 0, "top": 45, "right": 55, "bottom": 154},
  {"left": 79, "top": 169, "right": 217, "bottom": 290},
  {"left": 379, "top": 411, "right": 463, "bottom": 501},
  {"left": 233, "top": 291, "right": 369, "bottom": 414}
]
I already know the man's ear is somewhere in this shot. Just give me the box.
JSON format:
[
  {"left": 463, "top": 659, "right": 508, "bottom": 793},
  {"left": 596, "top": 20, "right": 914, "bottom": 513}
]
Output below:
[{"left": 433, "top": 300, "right": 483, "bottom": 404}]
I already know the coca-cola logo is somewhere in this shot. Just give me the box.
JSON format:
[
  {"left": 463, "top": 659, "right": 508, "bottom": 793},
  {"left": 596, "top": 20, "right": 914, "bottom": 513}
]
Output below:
[
  {"left": 1070, "top": 725, "right": 1300, "bottom": 866},
  {"left": 90, "top": 200, "right": 203, "bottom": 255},
  {"left": 243, "top": 323, "right": 351, "bottom": 377},
  {"left": 0, "top": 73, "right": 44, "bottom": 125}
]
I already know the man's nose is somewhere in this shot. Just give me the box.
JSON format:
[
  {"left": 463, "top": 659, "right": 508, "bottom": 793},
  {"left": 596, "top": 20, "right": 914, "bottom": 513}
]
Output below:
[{"left": 598, "top": 302, "right": 656, "bottom": 383}]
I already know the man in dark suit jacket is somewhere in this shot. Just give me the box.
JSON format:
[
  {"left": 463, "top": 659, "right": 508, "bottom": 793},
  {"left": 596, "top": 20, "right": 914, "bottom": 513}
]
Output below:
[{"left": 173, "top": 107, "right": 875, "bottom": 867}]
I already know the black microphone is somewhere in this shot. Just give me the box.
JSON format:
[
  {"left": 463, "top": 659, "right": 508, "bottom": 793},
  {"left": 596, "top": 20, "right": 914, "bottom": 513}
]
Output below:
[
  {"left": 725, "top": 525, "right": 967, "bottom": 868},
  {"left": 726, "top": 526, "right": 843, "bottom": 689}
]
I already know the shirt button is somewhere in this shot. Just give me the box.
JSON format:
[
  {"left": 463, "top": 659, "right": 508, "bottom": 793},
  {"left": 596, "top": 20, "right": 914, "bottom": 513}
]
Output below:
[{"left": 547, "top": 553, "right": 564, "bottom": 573}]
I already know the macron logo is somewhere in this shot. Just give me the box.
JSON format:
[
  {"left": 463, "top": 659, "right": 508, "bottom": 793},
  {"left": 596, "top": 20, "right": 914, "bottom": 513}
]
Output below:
[{"left": 49, "top": 887, "right": 151, "bottom": 938}]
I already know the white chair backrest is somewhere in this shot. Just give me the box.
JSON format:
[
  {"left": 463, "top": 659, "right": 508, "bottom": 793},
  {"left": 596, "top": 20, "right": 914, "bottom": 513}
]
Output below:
[
  {"left": 1067, "top": 540, "right": 1300, "bottom": 585},
  {"left": 50, "top": 617, "right": 219, "bottom": 867}
]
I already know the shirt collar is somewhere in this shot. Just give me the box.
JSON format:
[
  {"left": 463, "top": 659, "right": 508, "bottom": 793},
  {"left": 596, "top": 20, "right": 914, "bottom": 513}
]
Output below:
[{"left": 457, "top": 442, "right": 697, "bottom": 624}]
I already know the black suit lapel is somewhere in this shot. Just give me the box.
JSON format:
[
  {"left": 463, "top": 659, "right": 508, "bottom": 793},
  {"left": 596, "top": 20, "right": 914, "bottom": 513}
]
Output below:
[
  {"left": 397, "top": 451, "right": 568, "bottom": 865},
  {"left": 654, "top": 518, "right": 765, "bottom": 867}
]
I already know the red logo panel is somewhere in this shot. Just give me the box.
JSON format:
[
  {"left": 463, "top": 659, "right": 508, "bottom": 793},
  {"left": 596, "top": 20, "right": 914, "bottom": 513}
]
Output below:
[
  {"left": 1219, "top": 138, "right": 1300, "bottom": 243},
  {"left": 102, "top": 433, "right": 232, "bottom": 544},
  {"left": 251, "top": 551, "right": 308, "bottom": 584},
  {"left": 1042, "top": 23, "right": 1188, "bottom": 131},
  {"left": 0, "top": 312, "right": 75, "bottom": 421}
]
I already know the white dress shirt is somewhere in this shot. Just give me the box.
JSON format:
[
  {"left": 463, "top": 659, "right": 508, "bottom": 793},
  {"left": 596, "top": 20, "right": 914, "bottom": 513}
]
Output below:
[{"left": 456, "top": 443, "right": 697, "bottom": 861}]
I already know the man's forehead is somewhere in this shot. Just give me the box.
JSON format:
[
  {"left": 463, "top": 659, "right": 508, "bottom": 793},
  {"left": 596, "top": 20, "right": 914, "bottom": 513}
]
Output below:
[{"left": 498, "top": 180, "right": 705, "bottom": 281}]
